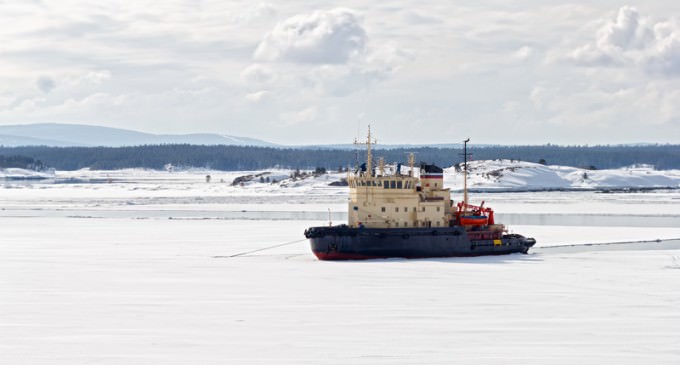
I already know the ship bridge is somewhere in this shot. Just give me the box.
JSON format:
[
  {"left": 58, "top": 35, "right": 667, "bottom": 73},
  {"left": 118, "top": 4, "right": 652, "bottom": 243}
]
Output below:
[{"left": 347, "top": 163, "right": 452, "bottom": 229}]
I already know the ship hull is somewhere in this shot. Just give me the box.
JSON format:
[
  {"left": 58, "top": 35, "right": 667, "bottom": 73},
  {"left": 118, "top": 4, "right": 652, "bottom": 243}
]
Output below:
[{"left": 304, "top": 225, "right": 536, "bottom": 260}]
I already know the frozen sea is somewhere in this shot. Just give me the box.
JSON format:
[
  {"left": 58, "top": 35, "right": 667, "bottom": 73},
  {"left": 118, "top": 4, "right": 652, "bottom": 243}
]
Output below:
[{"left": 2, "top": 169, "right": 680, "bottom": 364}]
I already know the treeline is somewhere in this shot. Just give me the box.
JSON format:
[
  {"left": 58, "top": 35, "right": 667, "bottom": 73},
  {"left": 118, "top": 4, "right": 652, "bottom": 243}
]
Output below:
[
  {"left": 0, "top": 155, "right": 48, "bottom": 170},
  {"left": 1, "top": 144, "right": 679, "bottom": 171}
]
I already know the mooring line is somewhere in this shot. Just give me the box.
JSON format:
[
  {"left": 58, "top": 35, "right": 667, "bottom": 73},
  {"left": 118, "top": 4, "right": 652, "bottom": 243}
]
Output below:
[
  {"left": 533, "top": 238, "right": 680, "bottom": 253},
  {"left": 213, "top": 238, "right": 307, "bottom": 258},
  {"left": 538, "top": 237, "right": 680, "bottom": 249}
]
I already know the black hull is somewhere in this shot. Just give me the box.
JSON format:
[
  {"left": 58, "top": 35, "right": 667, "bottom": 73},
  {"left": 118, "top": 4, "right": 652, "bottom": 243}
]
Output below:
[{"left": 304, "top": 225, "right": 536, "bottom": 260}]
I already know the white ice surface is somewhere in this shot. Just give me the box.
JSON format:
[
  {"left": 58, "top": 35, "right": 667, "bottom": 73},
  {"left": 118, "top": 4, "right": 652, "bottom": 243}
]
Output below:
[{"left": 2, "top": 169, "right": 680, "bottom": 364}]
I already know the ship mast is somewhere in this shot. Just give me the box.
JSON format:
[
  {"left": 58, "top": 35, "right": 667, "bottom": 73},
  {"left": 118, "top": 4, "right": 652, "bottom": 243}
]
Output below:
[
  {"left": 354, "top": 125, "right": 377, "bottom": 177},
  {"left": 463, "top": 138, "right": 470, "bottom": 207}
]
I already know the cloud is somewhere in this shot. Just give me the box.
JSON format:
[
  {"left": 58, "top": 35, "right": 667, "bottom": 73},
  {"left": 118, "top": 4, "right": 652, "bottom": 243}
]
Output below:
[
  {"left": 36, "top": 76, "right": 55, "bottom": 93},
  {"left": 303, "top": 63, "right": 391, "bottom": 97},
  {"left": 363, "top": 41, "right": 413, "bottom": 74},
  {"left": 646, "top": 22, "right": 680, "bottom": 76},
  {"left": 232, "top": 3, "right": 276, "bottom": 24},
  {"left": 556, "top": 6, "right": 680, "bottom": 76},
  {"left": 307, "top": 41, "right": 411, "bottom": 96},
  {"left": 83, "top": 70, "right": 111, "bottom": 84},
  {"left": 526, "top": 77, "right": 680, "bottom": 131},
  {"left": 245, "top": 10, "right": 411, "bottom": 98},
  {"left": 598, "top": 6, "right": 653, "bottom": 49},
  {"left": 253, "top": 8, "right": 366, "bottom": 64},
  {"left": 280, "top": 106, "right": 317, "bottom": 125},
  {"left": 58, "top": 92, "right": 127, "bottom": 112},
  {"left": 245, "top": 90, "right": 269, "bottom": 102},
  {"left": 0, "top": 95, "right": 16, "bottom": 109},
  {"left": 512, "top": 46, "right": 533, "bottom": 61},
  {"left": 399, "top": 10, "right": 443, "bottom": 25},
  {"left": 240, "top": 64, "right": 276, "bottom": 84}
]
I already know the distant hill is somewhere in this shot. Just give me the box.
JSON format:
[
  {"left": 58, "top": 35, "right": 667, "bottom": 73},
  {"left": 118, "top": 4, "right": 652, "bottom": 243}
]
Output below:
[{"left": 0, "top": 123, "right": 278, "bottom": 147}]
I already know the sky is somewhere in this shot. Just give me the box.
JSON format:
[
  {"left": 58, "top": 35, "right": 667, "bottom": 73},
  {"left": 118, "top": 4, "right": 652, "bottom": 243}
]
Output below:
[{"left": 1, "top": 1, "right": 679, "bottom": 145}]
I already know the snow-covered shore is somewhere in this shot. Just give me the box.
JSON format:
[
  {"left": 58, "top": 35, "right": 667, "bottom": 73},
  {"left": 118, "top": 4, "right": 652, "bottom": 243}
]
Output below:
[
  {"left": 444, "top": 160, "right": 680, "bottom": 191},
  {"left": 0, "top": 167, "right": 54, "bottom": 180},
  {"left": 3, "top": 160, "right": 680, "bottom": 191}
]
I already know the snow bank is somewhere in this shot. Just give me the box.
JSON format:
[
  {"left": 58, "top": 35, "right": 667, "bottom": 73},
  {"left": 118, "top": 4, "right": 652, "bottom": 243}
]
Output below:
[
  {"left": 0, "top": 167, "right": 55, "bottom": 180},
  {"left": 5, "top": 161, "right": 679, "bottom": 192},
  {"left": 444, "top": 160, "right": 680, "bottom": 191}
]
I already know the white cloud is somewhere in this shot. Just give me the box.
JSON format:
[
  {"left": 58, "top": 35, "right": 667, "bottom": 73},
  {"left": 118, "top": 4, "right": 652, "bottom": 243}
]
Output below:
[
  {"left": 232, "top": 3, "right": 276, "bottom": 24},
  {"left": 646, "top": 22, "right": 680, "bottom": 76},
  {"left": 245, "top": 90, "right": 269, "bottom": 102},
  {"left": 302, "top": 61, "right": 395, "bottom": 97},
  {"left": 597, "top": 6, "right": 653, "bottom": 50},
  {"left": 40, "top": 70, "right": 111, "bottom": 92},
  {"left": 512, "top": 46, "right": 533, "bottom": 61},
  {"left": 3, "top": 1, "right": 680, "bottom": 144},
  {"left": 13, "top": 97, "right": 45, "bottom": 113},
  {"left": 253, "top": 8, "right": 366, "bottom": 64},
  {"left": 58, "top": 93, "right": 127, "bottom": 112},
  {"left": 0, "top": 95, "right": 16, "bottom": 109},
  {"left": 83, "top": 70, "right": 112, "bottom": 84},
  {"left": 363, "top": 41, "right": 413, "bottom": 75},
  {"left": 240, "top": 64, "right": 276, "bottom": 84},
  {"left": 247, "top": 33, "right": 411, "bottom": 97},
  {"left": 527, "top": 77, "right": 680, "bottom": 130},
  {"left": 280, "top": 106, "right": 317, "bottom": 125},
  {"left": 557, "top": 6, "right": 680, "bottom": 76}
]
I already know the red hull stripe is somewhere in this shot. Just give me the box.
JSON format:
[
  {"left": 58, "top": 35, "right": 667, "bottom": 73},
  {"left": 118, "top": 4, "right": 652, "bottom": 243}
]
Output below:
[
  {"left": 314, "top": 252, "right": 382, "bottom": 260},
  {"left": 313, "top": 251, "right": 508, "bottom": 260},
  {"left": 420, "top": 174, "right": 443, "bottom": 179}
]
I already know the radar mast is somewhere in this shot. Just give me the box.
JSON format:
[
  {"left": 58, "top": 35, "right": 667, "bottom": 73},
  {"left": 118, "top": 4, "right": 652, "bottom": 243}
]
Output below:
[{"left": 354, "top": 125, "right": 377, "bottom": 177}]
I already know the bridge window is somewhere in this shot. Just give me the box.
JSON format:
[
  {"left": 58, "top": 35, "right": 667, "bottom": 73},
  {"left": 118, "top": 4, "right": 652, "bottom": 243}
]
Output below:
[
  {"left": 437, "top": 207, "right": 440, "bottom": 212},
  {"left": 395, "top": 207, "right": 399, "bottom": 212},
  {"left": 381, "top": 207, "right": 386, "bottom": 212},
  {"left": 383, "top": 181, "right": 389, "bottom": 189},
  {"left": 397, "top": 181, "right": 403, "bottom": 189},
  {"left": 390, "top": 180, "right": 396, "bottom": 189}
]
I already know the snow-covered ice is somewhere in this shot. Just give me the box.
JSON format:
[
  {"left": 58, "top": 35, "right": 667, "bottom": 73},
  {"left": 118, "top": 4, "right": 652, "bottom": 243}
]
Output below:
[{"left": 2, "top": 167, "right": 680, "bottom": 364}]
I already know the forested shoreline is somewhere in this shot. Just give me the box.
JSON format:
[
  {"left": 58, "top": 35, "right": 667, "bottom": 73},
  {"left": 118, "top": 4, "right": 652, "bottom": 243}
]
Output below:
[{"left": 1, "top": 144, "right": 680, "bottom": 171}]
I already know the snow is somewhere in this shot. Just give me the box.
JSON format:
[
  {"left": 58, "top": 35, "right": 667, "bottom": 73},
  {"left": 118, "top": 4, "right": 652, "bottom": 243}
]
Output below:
[
  {"left": 0, "top": 167, "right": 54, "bottom": 180},
  {"left": 2, "top": 168, "right": 680, "bottom": 364},
  {"left": 444, "top": 160, "right": 680, "bottom": 191}
]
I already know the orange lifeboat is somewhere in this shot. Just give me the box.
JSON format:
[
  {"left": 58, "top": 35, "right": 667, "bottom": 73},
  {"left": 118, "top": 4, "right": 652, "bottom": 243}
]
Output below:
[
  {"left": 456, "top": 201, "right": 495, "bottom": 226},
  {"left": 459, "top": 215, "right": 489, "bottom": 226}
]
